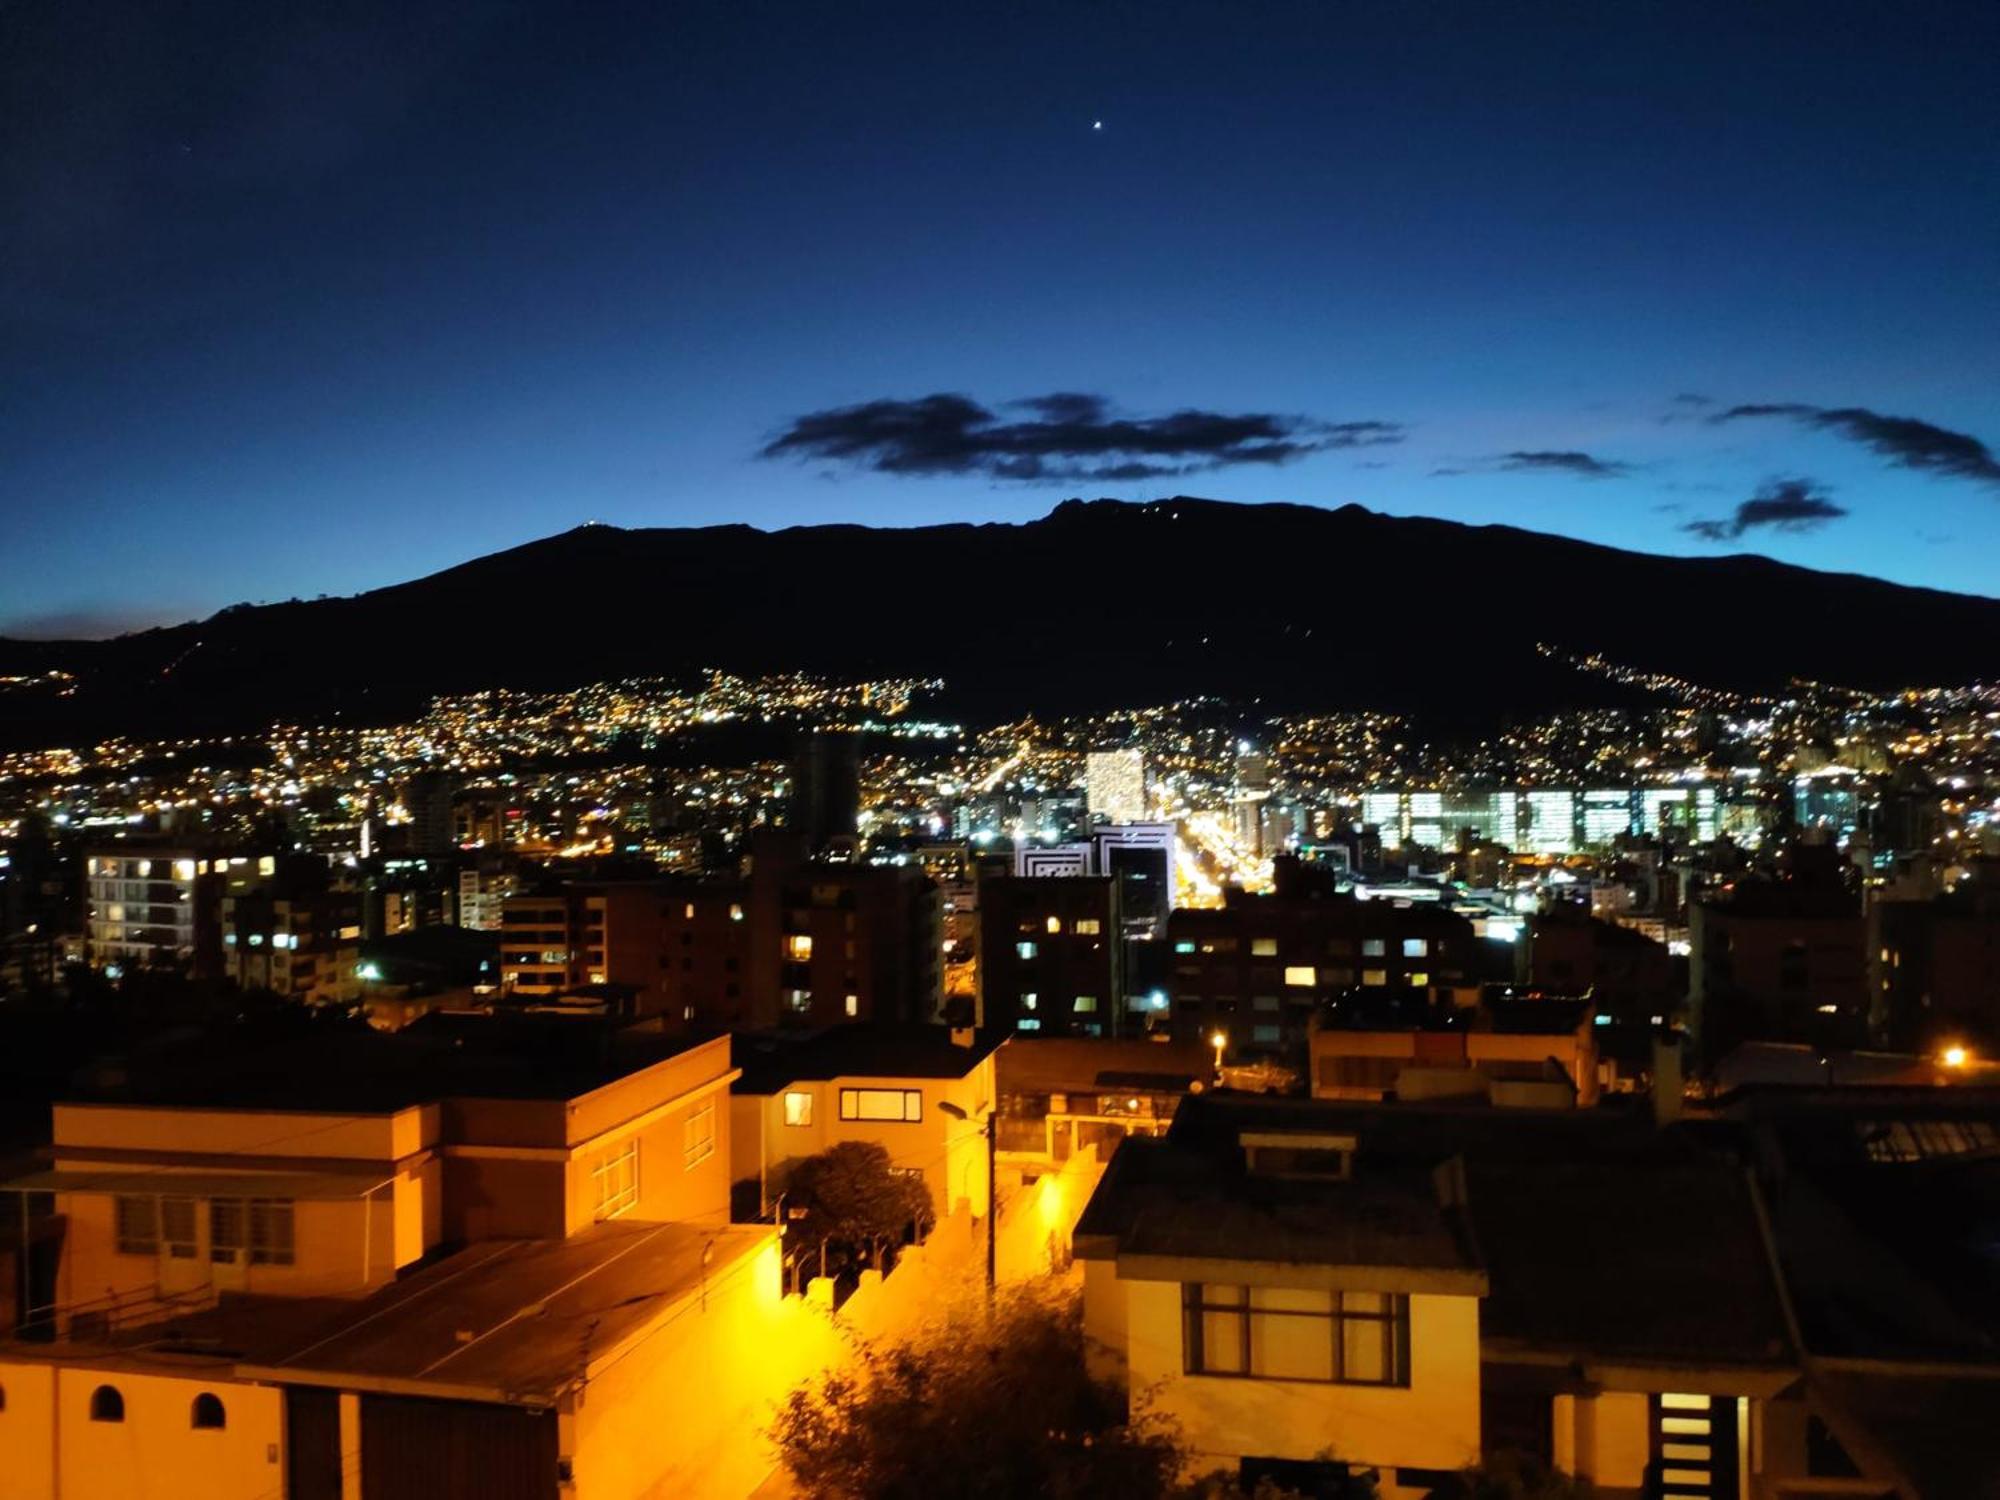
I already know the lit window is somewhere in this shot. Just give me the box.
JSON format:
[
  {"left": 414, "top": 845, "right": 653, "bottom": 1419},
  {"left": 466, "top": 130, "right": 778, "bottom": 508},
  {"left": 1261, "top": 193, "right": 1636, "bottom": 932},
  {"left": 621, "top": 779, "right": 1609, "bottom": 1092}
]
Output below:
[
  {"left": 114, "top": 1195, "right": 158, "bottom": 1256},
  {"left": 1015, "top": 941, "right": 1038, "bottom": 960},
  {"left": 729, "top": 904, "right": 744, "bottom": 922},
  {"left": 783, "top": 1091, "right": 814, "bottom": 1127},
  {"left": 844, "top": 993, "right": 859, "bottom": 1018},
  {"left": 1402, "top": 938, "right": 1428, "bottom": 958},
  {"left": 1075, "top": 995, "right": 1098, "bottom": 1013},
  {"left": 136, "top": 860, "right": 152, "bottom": 878},
  {"left": 1408, "top": 972, "right": 1429, "bottom": 987},
  {"left": 783, "top": 988, "right": 812, "bottom": 1012},
  {"left": 1017, "top": 1017, "right": 1042, "bottom": 1031},
  {"left": 1023, "top": 992, "right": 1038, "bottom": 1010},
  {"left": 594, "top": 1140, "right": 640, "bottom": 1218},
  {"left": 173, "top": 859, "right": 196, "bottom": 881},
  {"left": 1182, "top": 1285, "right": 1408, "bottom": 1385},
  {"left": 685, "top": 902, "right": 696, "bottom": 920},
  {"left": 1252, "top": 938, "right": 1278, "bottom": 957},
  {"left": 191, "top": 1393, "right": 226, "bottom": 1430},
  {"left": 839, "top": 1088, "right": 923, "bottom": 1123},
  {"left": 1362, "top": 939, "right": 1386, "bottom": 957},
  {"left": 1075, "top": 919, "right": 1101, "bottom": 935},
  {"left": 1362, "top": 968, "right": 1387, "bottom": 987},
  {"left": 258, "top": 856, "right": 276, "bottom": 876},
  {"left": 1046, "top": 915, "right": 1062, "bottom": 934},
  {"left": 1174, "top": 941, "right": 1197, "bottom": 954},
  {"left": 683, "top": 1102, "right": 716, "bottom": 1169},
  {"left": 1284, "top": 966, "right": 1316, "bottom": 987},
  {"left": 783, "top": 934, "right": 814, "bottom": 961}
]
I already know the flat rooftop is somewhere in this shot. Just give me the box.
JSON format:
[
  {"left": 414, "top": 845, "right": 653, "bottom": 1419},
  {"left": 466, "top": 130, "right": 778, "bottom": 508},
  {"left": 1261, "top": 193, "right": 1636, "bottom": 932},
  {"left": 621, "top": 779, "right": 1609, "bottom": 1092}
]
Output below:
[
  {"left": 64, "top": 1018, "right": 723, "bottom": 1114},
  {"left": 12, "top": 1220, "right": 773, "bottom": 1407},
  {"left": 732, "top": 1024, "right": 1005, "bottom": 1093}
]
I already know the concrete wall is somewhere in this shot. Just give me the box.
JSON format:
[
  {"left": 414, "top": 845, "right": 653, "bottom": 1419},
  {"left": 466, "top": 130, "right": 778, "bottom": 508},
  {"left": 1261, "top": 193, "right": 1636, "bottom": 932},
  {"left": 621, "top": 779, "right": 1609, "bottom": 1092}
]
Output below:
[
  {"left": 1553, "top": 1391, "right": 1650, "bottom": 1490},
  {"left": 1100, "top": 1275, "right": 1482, "bottom": 1476},
  {"left": 0, "top": 1359, "right": 285, "bottom": 1500}
]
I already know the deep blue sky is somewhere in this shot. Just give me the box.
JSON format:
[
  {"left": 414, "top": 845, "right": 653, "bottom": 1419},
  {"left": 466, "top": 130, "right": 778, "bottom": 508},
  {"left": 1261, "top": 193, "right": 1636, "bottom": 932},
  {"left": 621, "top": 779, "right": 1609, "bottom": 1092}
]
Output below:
[{"left": 4, "top": 0, "right": 1998, "bottom": 637}]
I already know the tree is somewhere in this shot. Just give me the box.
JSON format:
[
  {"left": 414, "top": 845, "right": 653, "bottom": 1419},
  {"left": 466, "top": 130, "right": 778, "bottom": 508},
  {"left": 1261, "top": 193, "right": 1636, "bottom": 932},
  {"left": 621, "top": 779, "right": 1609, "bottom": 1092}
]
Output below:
[
  {"left": 772, "top": 1282, "right": 1186, "bottom": 1500},
  {"left": 782, "top": 1141, "right": 934, "bottom": 1281},
  {"left": 1448, "top": 1450, "right": 1595, "bottom": 1500}
]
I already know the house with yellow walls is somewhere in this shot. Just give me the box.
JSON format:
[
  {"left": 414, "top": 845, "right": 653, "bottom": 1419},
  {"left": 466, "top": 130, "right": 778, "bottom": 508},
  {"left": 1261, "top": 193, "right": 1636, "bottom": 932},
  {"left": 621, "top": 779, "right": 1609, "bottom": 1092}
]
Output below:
[
  {"left": 0, "top": 1017, "right": 839, "bottom": 1499},
  {"left": 729, "top": 1024, "right": 1005, "bottom": 1221},
  {"left": 1076, "top": 1101, "right": 1490, "bottom": 1497},
  {"left": 1075, "top": 1094, "right": 1830, "bottom": 1500}
]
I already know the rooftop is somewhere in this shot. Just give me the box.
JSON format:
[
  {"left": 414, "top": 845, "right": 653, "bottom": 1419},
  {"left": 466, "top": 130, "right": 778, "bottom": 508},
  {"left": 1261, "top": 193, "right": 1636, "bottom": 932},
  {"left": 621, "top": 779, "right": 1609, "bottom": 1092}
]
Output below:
[
  {"left": 11, "top": 1221, "right": 773, "bottom": 1407},
  {"left": 731, "top": 1024, "right": 1005, "bottom": 1094}
]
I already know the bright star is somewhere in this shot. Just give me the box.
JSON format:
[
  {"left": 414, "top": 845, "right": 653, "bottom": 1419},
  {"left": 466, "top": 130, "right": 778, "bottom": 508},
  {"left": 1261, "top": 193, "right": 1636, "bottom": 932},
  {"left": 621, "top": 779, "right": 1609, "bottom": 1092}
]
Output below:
[{"left": 1092, "top": 120, "right": 1103, "bottom": 130}]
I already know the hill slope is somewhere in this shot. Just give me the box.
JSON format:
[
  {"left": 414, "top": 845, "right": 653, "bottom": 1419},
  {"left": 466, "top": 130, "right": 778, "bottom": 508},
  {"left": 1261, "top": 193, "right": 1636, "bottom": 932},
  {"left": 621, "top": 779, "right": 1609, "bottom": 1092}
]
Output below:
[{"left": 5, "top": 498, "right": 1996, "bottom": 745}]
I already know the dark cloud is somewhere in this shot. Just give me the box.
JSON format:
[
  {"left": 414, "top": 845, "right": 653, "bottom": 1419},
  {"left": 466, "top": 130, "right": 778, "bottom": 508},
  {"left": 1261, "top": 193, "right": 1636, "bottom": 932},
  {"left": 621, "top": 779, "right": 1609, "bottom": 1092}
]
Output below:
[
  {"left": 1431, "top": 449, "right": 1630, "bottom": 480},
  {"left": 1682, "top": 478, "right": 1848, "bottom": 541},
  {"left": 759, "top": 392, "right": 1401, "bottom": 482},
  {"left": 1711, "top": 403, "right": 2000, "bottom": 486},
  {"left": 1496, "top": 450, "right": 1630, "bottom": 478}
]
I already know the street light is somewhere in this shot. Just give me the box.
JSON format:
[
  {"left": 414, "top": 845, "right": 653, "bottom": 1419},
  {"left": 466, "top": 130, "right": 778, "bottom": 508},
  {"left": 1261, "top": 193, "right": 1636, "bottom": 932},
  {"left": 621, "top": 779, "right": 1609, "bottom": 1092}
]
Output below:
[
  {"left": 1942, "top": 1043, "right": 1971, "bottom": 1069},
  {"left": 938, "top": 1099, "right": 996, "bottom": 1301},
  {"left": 1210, "top": 1029, "right": 1228, "bottom": 1079}
]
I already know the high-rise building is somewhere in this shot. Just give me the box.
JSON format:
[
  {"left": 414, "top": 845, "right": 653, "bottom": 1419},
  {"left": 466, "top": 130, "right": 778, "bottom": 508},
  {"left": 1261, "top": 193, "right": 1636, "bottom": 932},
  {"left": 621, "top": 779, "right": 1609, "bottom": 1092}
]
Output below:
[
  {"left": 977, "top": 875, "right": 1122, "bottom": 1036},
  {"left": 1085, "top": 748, "right": 1147, "bottom": 826},
  {"left": 84, "top": 844, "right": 279, "bottom": 977},
  {"left": 787, "top": 731, "right": 861, "bottom": 851}
]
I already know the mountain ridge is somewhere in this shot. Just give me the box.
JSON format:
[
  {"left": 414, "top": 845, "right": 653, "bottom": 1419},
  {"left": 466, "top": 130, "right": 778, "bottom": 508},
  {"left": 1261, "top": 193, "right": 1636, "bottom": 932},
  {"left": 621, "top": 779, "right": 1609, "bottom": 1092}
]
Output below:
[{"left": 4, "top": 497, "right": 1996, "bottom": 747}]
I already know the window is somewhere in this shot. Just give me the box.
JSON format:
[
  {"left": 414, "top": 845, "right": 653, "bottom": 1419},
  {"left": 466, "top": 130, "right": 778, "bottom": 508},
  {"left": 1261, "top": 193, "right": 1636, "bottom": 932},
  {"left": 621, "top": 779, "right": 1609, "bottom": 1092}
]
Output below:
[
  {"left": 211, "top": 1198, "right": 294, "bottom": 1266},
  {"left": 1407, "top": 972, "right": 1429, "bottom": 987},
  {"left": 1182, "top": 1285, "right": 1408, "bottom": 1386},
  {"left": 683, "top": 1103, "right": 716, "bottom": 1170},
  {"left": 191, "top": 1393, "right": 226, "bottom": 1430},
  {"left": 1362, "top": 939, "right": 1386, "bottom": 958},
  {"left": 1075, "top": 919, "right": 1101, "bottom": 935},
  {"left": 249, "top": 1200, "right": 295, "bottom": 1265},
  {"left": 161, "top": 1197, "right": 197, "bottom": 1259},
  {"left": 1252, "top": 938, "right": 1279, "bottom": 957},
  {"left": 783, "top": 934, "right": 813, "bottom": 961},
  {"left": 1174, "top": 941, "right": 1197, "bottom": 954},
  {"left": 1253, "top": 1024, "right": 1282, "bottom": 1044},
  {"left": 844, "top": 994, "right": 859, "bottom": 1018},
  {"left": 1015, "top": 941, "right": 1038, "bottom": 960},
  {"left": 594, "top": 1140, "right": 640, "bottom": 1218},
  {"left": 115, "top": 1195, "right": 158, "bottom": 1256},
  {"left": 729, "top": 904, "right": 744, "bottom": 922},
  {"left": 783, "top": 1090, "right": 814, "bottom": 1127},
  {"left": 1075, "top": 995, "right": 1099, "bottom": 1013},
  {"left": 90, "top": 1386, "right": 125, "bottom": 1422},
  {"left": 1362, "top": 968, "right": 1388, "bottom": 987},
  {"left": 1402, "top": 938, "right": 1428, "bottom": 958},
  {"left": 1022, "top": 993, "right": 1038, "bottom": 1010},
  {"left": 839, "top": 1088, "right": 923, "bottom": 1123},
  {"left": 1017, "top": 1017, "right": 1042, "bottom": 1031},
  {"left": 1284, "top": 966, "right": 1316, "bottom": 988},
  {"left": 1046, "top": 915, "right": 1062, "bottom": 934}
]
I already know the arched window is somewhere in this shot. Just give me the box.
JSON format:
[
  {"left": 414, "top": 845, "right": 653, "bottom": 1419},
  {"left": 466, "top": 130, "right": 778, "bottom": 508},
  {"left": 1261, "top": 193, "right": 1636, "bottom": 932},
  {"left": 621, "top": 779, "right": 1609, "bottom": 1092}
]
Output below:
[
  {"left": 89, "top": 1385, "right": 124, "bottom": 1422},
  {"left": 191, "top": 1392, "right": 226, "bottom": 1429}
]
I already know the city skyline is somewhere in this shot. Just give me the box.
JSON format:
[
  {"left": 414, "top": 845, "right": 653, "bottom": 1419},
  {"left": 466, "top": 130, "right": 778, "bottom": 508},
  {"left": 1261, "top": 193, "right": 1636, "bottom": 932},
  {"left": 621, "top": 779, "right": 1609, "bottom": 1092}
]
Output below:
[{"left": 6, "top": 0, "right": 2000, "bottom": 637}]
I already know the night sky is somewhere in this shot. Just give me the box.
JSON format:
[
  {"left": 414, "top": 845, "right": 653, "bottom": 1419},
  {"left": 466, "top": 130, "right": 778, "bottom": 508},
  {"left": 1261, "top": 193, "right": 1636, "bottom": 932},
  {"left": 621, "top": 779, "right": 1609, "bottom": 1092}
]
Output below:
[{"left": 5, "top": 0, "right": 1998, "bottom": 638}]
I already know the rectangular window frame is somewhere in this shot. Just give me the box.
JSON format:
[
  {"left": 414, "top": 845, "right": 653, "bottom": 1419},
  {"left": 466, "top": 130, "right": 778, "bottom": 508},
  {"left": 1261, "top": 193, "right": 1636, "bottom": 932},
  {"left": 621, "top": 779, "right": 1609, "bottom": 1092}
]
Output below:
[
  {"left": 1181, "top": 1284, "right": 1409, "bottom": 1387},
  {"left": 683, "top": 1102, "right": 717, "bottom": 1171},
  {"left": 838, "top": 1087, "right": 924, "bottom": 1123},
  {"left": 594, "top": 1139, "right": 641, "bottom": 1218}
]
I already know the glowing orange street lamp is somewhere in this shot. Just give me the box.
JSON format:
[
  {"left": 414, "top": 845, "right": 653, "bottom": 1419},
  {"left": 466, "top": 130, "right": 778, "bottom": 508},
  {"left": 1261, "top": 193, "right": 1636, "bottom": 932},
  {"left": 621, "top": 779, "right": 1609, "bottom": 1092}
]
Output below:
[
  {"left": 1942, "top": 1044, "right": 1970, "bottom": 1070},
  {"left": 1210, "top": 1029, "right": 1228, "bottom": 1077}
]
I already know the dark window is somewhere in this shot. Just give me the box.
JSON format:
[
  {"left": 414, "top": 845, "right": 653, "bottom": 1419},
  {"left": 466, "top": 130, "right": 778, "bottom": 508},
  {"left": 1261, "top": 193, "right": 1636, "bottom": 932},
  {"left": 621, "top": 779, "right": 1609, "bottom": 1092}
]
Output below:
[
  {"left": 192, "top": 1392, "right": 226, "bottom": 1429},
  {"left": 1182, "top": 1285, "right": 1408, "bottom": 1386},
  {"left": 90, "top": 1385, "right": 125, "bottom": 1422}
]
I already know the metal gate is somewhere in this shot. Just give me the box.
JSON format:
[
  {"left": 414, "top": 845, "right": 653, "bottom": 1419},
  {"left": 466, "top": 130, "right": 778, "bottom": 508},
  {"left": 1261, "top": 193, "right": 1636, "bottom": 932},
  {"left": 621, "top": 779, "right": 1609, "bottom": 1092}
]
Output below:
[
  {"left": 285, "top": 1387, "right": 342, "bottom": 1500},
  {"left": 359, "top": 1393, "right": 558, "bottom": 1500}
]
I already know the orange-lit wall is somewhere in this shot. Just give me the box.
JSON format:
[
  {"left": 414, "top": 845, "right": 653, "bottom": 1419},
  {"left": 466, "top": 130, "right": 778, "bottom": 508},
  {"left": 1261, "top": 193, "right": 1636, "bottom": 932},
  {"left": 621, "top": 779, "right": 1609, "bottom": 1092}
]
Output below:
[
  {"left": 733, "top": 1055, "right": 996, "bottom": 1222},
  {"left": 1083, "top": 1266, "right": 1481, "bottom": 1480},
  {"left": 0, "top": 1359, "right": 284, "bottom": 1500}
]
